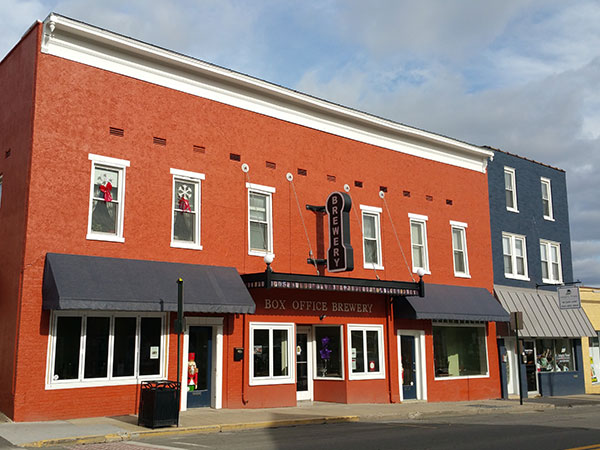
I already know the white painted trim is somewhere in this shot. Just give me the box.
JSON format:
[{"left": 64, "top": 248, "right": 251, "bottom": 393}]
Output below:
[
  {"left": 296, "top": 326, "right": 314, "bottom": 401},
  {"left": 449, "top": 220, "right": 468, "bottom": 228},
  {"left": 451, "top": 223, "right": 470, "bottom": 278},
  {"left": 88, "top": 153, "right": 130, "bottom": 167},
  {"left": 170, "top": 168, "right": 206, "bottom": 180},
  {"left": 249, "top": 322, "right": 295, "bottom": 386},
  {"left": 347, "top": 324, "right": 386, "bottom": 380},
  {"left": 247, "top": 185, "right": 274, "bottom": 256},
  {"left": 502, "top": 232, "right": 529, "bottom": 280},
  {"left": 539, "top": 239, "right": 563, "bottom": 284},
  {"left": 361, "top": 208, "right": 383, "bottom": 270},
  {"left": 504, "top": 167, "right": 518, "bottom": 213},
  {"left": 540, "top": 177, "right": 554, "bottom": 221},
  {"left": 313, "top": 324, "right": 345, "bottom": 381},
  {"left": 397, "top": 330, "right": 427, "bottom": 401},
  {"left": 245, "top": 182, "right": 276, "bottom": 194},
  {"left": 181, "top": 317, "right": 224, "bottom": 411},
  {"left": 409, "top": 216, "right": 430, "bottom": 274},
  {"left": 408, "top": 213, "right": 429, "bottom": 221},
  {"left": 42, "top": 14, "right": 493, "bottom": 174},
  {"left": 360, "top": 204, "right": 383, "bottom": 213},
  {"left": 171, "top": 172, "right": 203, "bottom": 249}
]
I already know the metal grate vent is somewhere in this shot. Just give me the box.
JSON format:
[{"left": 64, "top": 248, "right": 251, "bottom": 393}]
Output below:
[
  {"left": 109, "top": 127, "right": 124, "bottom": 137},
  {"left": 229, "top": 153, "right": 241, "bottom": 161},
  {"left": 5, "top": 149, "right": 11, "bottom": 159},
  {"left": 354, "top": 180, "right": 363, "bottom": 188},
  {"left": 426, "top": 195, "right": 433, "bottom": 201},
  {"left": 403, "top": 190, "right": 411, "bottom": 197},
  {"left": 379, "top": 186, "right": 388, "bottom": 193},
  {"left": 327, "top": 175, "right": 336, "bottom": 182},
  {"left": 266, "top": 161, "right": 276, "bottom": 169},
  {"left": 193, "top": 145, "right": 206, "bottom": 154},
  {"left": 153, "top": 137, "right": 167, "bottom": 146},
  {"left": 297, "top": 168, "right": 307, "bottom": 176},
  {"left": 446, "top": 199, "right": 453, "bottom": 205}
]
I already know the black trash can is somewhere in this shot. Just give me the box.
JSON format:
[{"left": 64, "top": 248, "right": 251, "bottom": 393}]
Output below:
[{"left": 138, "top": 380, "right": 180, "bottom": 428}]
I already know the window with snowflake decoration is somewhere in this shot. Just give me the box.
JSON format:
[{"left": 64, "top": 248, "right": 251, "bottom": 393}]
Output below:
[
  {"left": 170, "top": 169, "right": 205, "bottom": 250},
  {"left": 87, "top": 154, "right": 130, "bottom": 242}
]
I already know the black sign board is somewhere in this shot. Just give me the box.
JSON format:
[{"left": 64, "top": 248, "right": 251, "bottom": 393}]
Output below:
[{"left": 326, "top": 191, "right": 354, "bottom": 272}]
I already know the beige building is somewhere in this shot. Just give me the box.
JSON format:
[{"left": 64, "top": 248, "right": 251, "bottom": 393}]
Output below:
[{"left": 580, "top": 287, "right": 600, "bottom": 393}]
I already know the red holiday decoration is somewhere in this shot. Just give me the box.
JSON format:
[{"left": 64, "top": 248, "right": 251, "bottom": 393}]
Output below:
[
  {"left": 99, "top": 182, "right": 113, "bottom": 202},
  {"left": 178, "top": 196, "right": 191, "bottom": 212}
]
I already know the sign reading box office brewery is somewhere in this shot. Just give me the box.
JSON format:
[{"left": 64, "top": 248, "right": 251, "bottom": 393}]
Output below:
[{"left": 326, "top": 191, "right": 354, "bottom": 272}]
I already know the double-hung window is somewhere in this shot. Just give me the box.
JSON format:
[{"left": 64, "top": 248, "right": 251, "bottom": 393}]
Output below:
[
  {"left": 87, "top": 154, "right": 130, "bottom": 242},
  {"left": 246, "top": 183, "right": 275, "bottom": 256},
  {"left": 48, "top": 312, "right": 166, "bottom": 388},
  {"left": 361, "top": 205, "right": 383, "bottom": 269},
  {"left": 409, "top": 213, "right": 429, "bottom": 274},
  {"left": 504, "top": 167, "right": 518, "bottom": 212},
  {"left": 450, "top": 221, "right": 469, "bottom": 277},
  {"left": 170, "top": 168, "right": 205, "bottom": 250},
  {"left": 540, "top": 240, "right": 562, "bottom": 284},
  {"left": 348, "top": 324, "right": 385, "bottom": 380},
  {"left": 249, "top": 323, "right": 294, "bottom": 385},
  {"left": 541, "top": 177, "right": 554, "bottom": 220},
  {"left": 502, "top": 232, "right": 528, "bottom": 280}
]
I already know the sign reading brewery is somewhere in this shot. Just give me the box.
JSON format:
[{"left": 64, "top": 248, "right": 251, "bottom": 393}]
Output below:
[{"left": 326, "top": 191, "right": 354, "bottom": 272}]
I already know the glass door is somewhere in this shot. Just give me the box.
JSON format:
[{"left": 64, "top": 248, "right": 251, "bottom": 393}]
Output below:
[
  {"left": 400, "top": 335, "right": 417, "bottom": 400},
  {"left": 187, "top": 326, "right": 212, "bottom": 407},
  {"left": 296, "top": 327, "right": 313, "bottom": 401},
  {"left": 523, "top": 339, "right": 538, "bottom": 394}
]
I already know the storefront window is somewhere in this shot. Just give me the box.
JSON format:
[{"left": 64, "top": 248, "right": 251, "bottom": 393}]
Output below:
[
  {"left": 347, "top": 324, "right": 385, "bottom": 380},
  {"left": 50, "top": 313, "right": 165, "bottom": 386},
  {"left": 250, "top": 323, "right": 294, "bottom": 385},
  {"left": 535, "top": 338, "right": 575, "bottom": 372},
  {"left": 315, "top": 326, "right": 343, "bottom": 378},
  {"left": 433, "top": 324, "right": 488, "bottom": 378},
  {"left": 590, "top": 332, "right": 600, "bottom": 384}
]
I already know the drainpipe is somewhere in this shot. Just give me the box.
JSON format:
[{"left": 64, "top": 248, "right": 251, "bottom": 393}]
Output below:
[{"left": 242, "top": 312, "right": 249, "bottom": 405}]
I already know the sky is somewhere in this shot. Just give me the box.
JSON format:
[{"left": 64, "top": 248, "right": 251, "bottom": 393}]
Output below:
[{"left": 2, "top": 0, "right": 600, "bottom": 285}]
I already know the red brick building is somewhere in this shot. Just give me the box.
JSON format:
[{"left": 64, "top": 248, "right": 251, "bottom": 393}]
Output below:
[{"left": 0, "top": 14, "right": 508, "bottom": 422}]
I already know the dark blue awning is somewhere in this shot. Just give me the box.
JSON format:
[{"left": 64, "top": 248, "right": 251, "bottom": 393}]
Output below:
[
  {"left": 396, "top": 283, "right": 509, "bottom": 322},
  {"left": 43, "top": 253, "right": 255, "bottom": 314}
]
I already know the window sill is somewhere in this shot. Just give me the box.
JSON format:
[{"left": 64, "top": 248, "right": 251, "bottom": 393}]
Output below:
[
  {"left": 348, "top": 373, "right": 386, "bottom": 381},
  {"left": 454, "top": 273, "right": 471, "bottom": 279},
  {"left": 364, "top": 263, "right": 384, "bottom": 271},
  {"left": 434, "top": 373, "right": 490, "bottom": 381},
  {"left": 542, "top": 279, "right": 562, "bottom": 285},
  {"left": 45, "top": 375, "right": 162, "bottom": 390},
  {"left": 86, "top": 233, "right": 125, "bottom": 243},
  {"left": 171, "top": 241, "right": 203, "bottom": 251},
  {"left": 248, "top": 249, "right": 271, "bottom": 257},
  {"left": 249, "top": 378, "right": 295, "bottom": 386},
  {"left": 413, "top": 269, "right": 431, "bottom": 275},
  {"left": 314, "top": 376, "right": 345, "bottom": 381},
  {"left": 504, "top": 274, "right": 530, "bottom": 281},
  {"left": 543, "top": 216, "right": 555, "bottom": 222},
  {"left": 506, "top": 208, "right": 520, "bottom": 213}
]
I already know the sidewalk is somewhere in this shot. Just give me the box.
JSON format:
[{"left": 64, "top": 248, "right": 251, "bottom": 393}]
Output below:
[{"left": 1, "top": 395, "right": 599, "bottom": 448}]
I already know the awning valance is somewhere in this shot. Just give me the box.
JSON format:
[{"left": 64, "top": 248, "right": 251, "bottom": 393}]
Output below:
[
  {"left": 395, "top": 284, "right": 510, "bottom": 322},
  {"left": 42, "top": 253, "right": 255, "bottom": 314},
  {"left": 494, "top": 285, "right": 595, "bottom": 337}
]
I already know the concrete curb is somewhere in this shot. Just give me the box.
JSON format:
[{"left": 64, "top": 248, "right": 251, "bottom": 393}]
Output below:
[{"left": 20, "top": 415, "right": 360, "bottom": 448}]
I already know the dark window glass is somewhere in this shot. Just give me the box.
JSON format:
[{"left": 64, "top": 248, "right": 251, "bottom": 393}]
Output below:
[
  {"left": 351, "top": 330, "right": 365, "bottom": 373},
  {"left": 272, "top": 330, "right": 289, "bottom": 377},
  {"left": 113, "top": 317, "right": 136, "bottom": 377},
  {"left": 433, "top": 326, "right": 487, "bottom": 377},
  {"left": 139, "top": 317, "right": 161, "bottom": 376},
  {"left": 253, "top": 329, "right": 270, "bottom": 377},
  {"left": 315, "top": 326, "right": 342, "bottom": 378},
  {"left": 91, "top": 166, "right": 119, "bottom": 234},
  {"left": 54, "top": 317, "right": 82, "bottom": 380},
  {"left": 84, "top": 317, "right": 110, "bottom": 378},
  {"left": 366, "top": 330, "right": 380, "bottom": 372}
]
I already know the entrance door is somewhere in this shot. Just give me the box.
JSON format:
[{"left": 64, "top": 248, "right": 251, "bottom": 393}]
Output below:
[
  {"left": 187, "top": 326, "right": 212, "bottom": 407},
  {"left": 400, "top": 335, "right": 417, "bottom": 400},
  {"left": 296, "top": 327, "right": 313, "bottom": 401},
  {"left": 523, "top": 339, "right": 538, "bottom": 394},
  {"left": 505, "top": 337, "right": 519, "bottom": 396}
]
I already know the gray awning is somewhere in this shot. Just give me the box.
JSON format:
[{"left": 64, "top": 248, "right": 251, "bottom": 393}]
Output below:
[
  {"left": 396, "top": 284, "right": 510, "bottom": 322},
  {"left": 43, "top": 253, "right": 255, "bottom": 314},
  {"left": 494, "top": 285, "right": 595, "bottom": 338}
]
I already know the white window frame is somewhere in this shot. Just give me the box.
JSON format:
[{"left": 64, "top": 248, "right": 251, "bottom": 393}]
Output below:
[
  {"left": 45, "top": 311, "right": 168, "bottom": 390},
  {"left": 87, "top": 154, "right": 130, "bottom": 243},
  {"left": 347, "top": 324, "right": 386, "bottom": 380},
  {"left": 502, "top": 232, "right": 529, "bottom": 280},
  {"left": 246, "top": 182, "right": 275, "bottom": 257},
  {"left": 450, "top": 221, "right": 470, "bottom": 278},
  {"left": 360, "top": 205, "right": 383, "bottom": 270},
  {"left": 409, "top": 213, "right": 430, "bottom": 274},
  {"left": 313, "top": 324, "right": 345, "bottom": 380},
  {"left": 170, "top": 168, "right": 205, "bottom": 250},
  {"left": 540, "top": 239, "right": 563, "bottom": 284},
  {"left": 504, "top": 167, "right": 518, "bottom": 212},
  {"left": 249, "top": 322, "right": 295, "bottom": 386},
  {"left": 432, "top": 322, "right": 490, "bottom": 381},
  {"left": 541, "top": 177, "right": 554, "bottom": 221}
]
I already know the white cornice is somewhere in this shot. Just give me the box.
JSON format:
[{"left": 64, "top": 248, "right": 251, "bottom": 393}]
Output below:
[{"left": 41, "top": 13, "right": 493, "bottom": 173}]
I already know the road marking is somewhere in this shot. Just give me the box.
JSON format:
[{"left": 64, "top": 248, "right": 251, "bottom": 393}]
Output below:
[
  {"left": 128, "top": 442, "right": 188, "bottom": 450},
  {"left": 563, "top": 445, "right": 600, "bottom": 450},
  {"left": 174, "top": 443, "right": 212, "bottom": 448}
]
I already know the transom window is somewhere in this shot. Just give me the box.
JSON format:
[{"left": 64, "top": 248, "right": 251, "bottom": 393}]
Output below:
[
  {"left": 540, "top": 240, "right": 562, "bottom": 284},
  {"left": 541, "top": 177, "right": 554, "bottom": 220},
  {"left": 348, "top": 324, "right": 385, "bottom": 380},
  {"left": 249, "top": 323, "right": 294, "bottom": 385},
  {"left": 409, "top": 214, "right": 429, "bottom": 274},
  {"left": 87, "top": 154, "right": 130, "bottom": 243},
  {"left": 433, "top": 323, "right": 488, "bottom": 379},
  {"left": 504, "top": 167, "right": 518, "bottom": 212},
  {"left": 361, "top": 205, "right": 383, "bottom": 269},
  {"left": 246, "top": 183, "right": 275, "bottom": 256},
  {"left": 171, "top": 168, "right": 205, "bottom": 250},
  {"left": 502, "top": 232, "right": 528, "bottom": 280},
  {"left": 450, "top": 221, "right": 469, "bottom": 277},
  {"left": 48, "top": 312, "right": 165, "bottom": 388}
]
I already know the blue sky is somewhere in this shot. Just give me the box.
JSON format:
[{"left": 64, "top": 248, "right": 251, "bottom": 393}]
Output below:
[{"left": 2, "top": 0, "right": 600, "bottom": 285}]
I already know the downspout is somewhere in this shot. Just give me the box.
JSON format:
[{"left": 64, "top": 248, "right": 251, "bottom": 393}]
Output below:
[
  {"left": 387, "top": 295, "right": 395, "bottom": 403},
  {"left": 241, "top": 312, "right": 248, "bottom": 405}
]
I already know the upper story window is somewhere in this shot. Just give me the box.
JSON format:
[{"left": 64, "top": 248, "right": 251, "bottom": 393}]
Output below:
[
  {"left": 170, "top": 168, "right": 205, "bottom": 250},
  {"left": 541, "top": 177, "right": 554, "bottom": 220},
  {"left": 504, "top": 167, "right": 518, "bottom": 212},
  {"left": 360, "top": 205, "right": 383, "bottom": 270},
  {"left": 409, "top": 213, "right": 429, "bottom": 274},
  {"left": 450, "top": 221, "right": 470, "bottom": 278},
  {"left": 246, "top": 183, "right": 275, "bottom": 256},
  {"left": 540, "top": 240, "right": 562, "bottom": 284},
  {"left": 87, "top": 154, "right": 130, "bottom": 243},
  {"left": 502, "top": 232, "right": 529, "bottom": 280}
]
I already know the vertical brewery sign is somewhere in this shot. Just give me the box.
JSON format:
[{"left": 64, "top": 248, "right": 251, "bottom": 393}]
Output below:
[{"left": 326, "top": 192, "right": 354, "bottom": 272}]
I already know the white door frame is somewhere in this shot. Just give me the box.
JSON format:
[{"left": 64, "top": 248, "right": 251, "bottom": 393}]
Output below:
[
  {"left": 296, "top": 326, "right": 314, "bottom": 401},
  {"left": 523, "top": 338, "right": 539, "bottom": 395},
  {"left": 181, "top": 317, "right": 224, "bottom": 411},
  {"left": 504, "top": 337, "right": 519, "bottom": 396},
  {"left": 397, "top": 329, "right": 427, "bottom": 401}
]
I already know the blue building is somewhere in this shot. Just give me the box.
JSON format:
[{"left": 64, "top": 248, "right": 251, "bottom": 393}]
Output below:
[{"left": 486, "top": 147, "right": 595, "bottom": 398}]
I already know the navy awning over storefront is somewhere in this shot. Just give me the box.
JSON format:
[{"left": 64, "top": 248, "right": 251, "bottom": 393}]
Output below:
[
  {"left": 42, "top": 253, "right": 256, "bottom": 313},
  {"left": 396, "top": 283, "right": 510, "bottom": 322}
]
